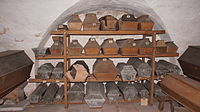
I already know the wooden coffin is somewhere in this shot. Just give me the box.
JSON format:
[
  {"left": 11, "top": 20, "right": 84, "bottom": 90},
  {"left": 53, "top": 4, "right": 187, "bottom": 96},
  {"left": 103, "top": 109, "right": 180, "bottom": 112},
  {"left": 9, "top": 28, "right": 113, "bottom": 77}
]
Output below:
[
  {"left": 57, "top": 24, "right": 68, "bottom": 31},
  {"left": 67, "top": 14, "right": 82, "bottom": 31},
  {"left": 135, "top": 39, "right": 153, "bottom": 54},
  {"left": 178, "top": 46, "right": 200, "bottom": 81},
  {"left": 68, "top": 40, "right": 83, "bottom": 56},
  {"left": 166, "top": 41, "right": 178, "bottom": 53},
  {"left": 101, "top": 38, "right": 119, "bottom": 55},
  {"left": 160, "top": 74, "right": 200, "bottom": 112},
  {"left": 84, "top": 38, "right": 100, "bottom": 55},
  {"left": 50, "top": 36, "right": 64, "bottom": 56},
  {"left": 119, "top": 14, "right": 138, "bottom": 30},
  {"left": 137, "top": 15, "right": 154, "bottom": 31},
  {"left": 156, "top": 40, "right": 167, "bottom": 54},
  {"left": 99, "top": 15, "right": 118, "bottom": 31},
  {"left": 93, "top": 58, "right": 118, "bottom": 81},
  {"left": 83, "top": 13, "right": 100, "bottom": 31},
  {"left": 68, "top": 83, "right": 84, "bottom": 103},
  {"left": 67, "top": 60, "right": 89, "bottom": 82},
  {"left": 0, "top": 50, "right": 33, "bottom": 99},
  {"left": 116, "top": 38, "right": 138, "bottom": 55}
]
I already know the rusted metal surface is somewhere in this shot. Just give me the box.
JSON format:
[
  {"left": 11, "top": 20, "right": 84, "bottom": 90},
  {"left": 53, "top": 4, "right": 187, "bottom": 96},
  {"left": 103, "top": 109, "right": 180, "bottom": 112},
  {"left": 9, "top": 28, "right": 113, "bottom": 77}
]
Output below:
[
  {"left": 117, "top": 82, "right": 138, "bottom": 100},
  {"left": 68, "top": 83, "right": 84, "bottom": 103},
  {"left": 84, "top": 38, "right": 100, "bottom": 55},
  {"left": 119, "top": 14, "right": 138, "bottom": 31},
  {"left": 166, "top": 41, "right": 178, "bottom": 53},
  {"left": 67, "top": 60, "right": 89, "bottom": 82},
  {"left": 101, "top": 38, "right": 119, "bottom": 55},
  {"left": 147, "top": 60, "right": 168, "bottom": 76},
  {"left": 144, "top": 81, "right": 165, "bottom": 98},
  {"left": 67, "top": 14, "right": 82, "bottom": 31},
  {"left": 68, "top": 40, "right": 83, "bottom": 56},
  {"left": 156, "top": 40, "right": 167, "bottom": 54},
  {"left": 178, "top": 46, "right": 200, "bottom": 81},
  {"left": 54, "top": 85, "right": 64, "bottom": 102},
  {"left": 127, "top": 58, "right": 151, "bottom": 77},
  {"left": 93, "top": 58, "right": 118, "bottom": 81},
  {"left": 160, "top": 74, "right": 200, "bottom": 112},
  {"left": 37, "top": 63, "right": 54, "bottom": 79},
  {"left": 32, "top": 48, "right": 50, "bottom": 57},
  {"left": 99, "top": 15, "right": 118, "bottom": 31},
  {"left": 50, "top": 36, "right": 64, "bottom": 56},
  {"left": 116, "top": 63, "right": 137, "bottom": 81},
  {"left": 106, "top": 82, "right": 123, "bottom": 102},
  {"left": 134, "top": 82, "right": 149, "bottom": 98},
  {"left": 137, "top": 15, "right": 154, "bottom": 31},
  {"left": 0, "top": 50, "right": 33, "bottom": 99},
  {"left": 135, "top": 39, "right": 153, "bottom": 54},
  {"left": 42, "top": 83, "right": 59, "bottom": 103},
  {"left": 85, "top": 82, "right": 106, "bottom": 108},
  {"left": 116, "top": 39, "right": 138, "bottom": 55},
  {"left": 52, "top": 62, "right": 64, "bottom": 79},
  {"left": 83, "top": 13, "right": 100, "bottom": 31},
  {"left": 30, "top": 83, "right": 47, "bottom": 103},
  {"left": 157, "top": 60, "right": 181, "bottom": 74}
]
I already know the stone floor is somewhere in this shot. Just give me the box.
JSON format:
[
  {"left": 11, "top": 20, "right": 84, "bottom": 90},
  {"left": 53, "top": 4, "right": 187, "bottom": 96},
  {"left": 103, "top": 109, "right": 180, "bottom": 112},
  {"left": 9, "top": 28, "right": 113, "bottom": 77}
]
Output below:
[{"left": 22, "top": 102, "right": 190, "bottom": 112}]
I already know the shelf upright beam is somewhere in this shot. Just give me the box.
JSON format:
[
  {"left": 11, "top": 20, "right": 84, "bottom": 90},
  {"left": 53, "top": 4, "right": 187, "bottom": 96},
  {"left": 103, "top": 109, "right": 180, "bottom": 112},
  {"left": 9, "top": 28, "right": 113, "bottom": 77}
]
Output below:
[
  {"left": 149, "top": 32, "right": 157, "bottom": 104},
  {"left": 63, "top": 32, "right": 68, "bottom": 108}
]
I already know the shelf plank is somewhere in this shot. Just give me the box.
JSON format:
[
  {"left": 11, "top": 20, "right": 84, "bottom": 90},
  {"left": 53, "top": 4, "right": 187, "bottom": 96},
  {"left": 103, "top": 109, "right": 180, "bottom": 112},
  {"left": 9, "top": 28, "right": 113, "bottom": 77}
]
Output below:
[
  {"left": 28, "top": 78, "right": 64, "bottom": 83},
  {"left": 51, "top": 30, "right": 165, "bottom": 35},
  {"left": 35, "top": 55, "right": 64, "bottom": 60}
]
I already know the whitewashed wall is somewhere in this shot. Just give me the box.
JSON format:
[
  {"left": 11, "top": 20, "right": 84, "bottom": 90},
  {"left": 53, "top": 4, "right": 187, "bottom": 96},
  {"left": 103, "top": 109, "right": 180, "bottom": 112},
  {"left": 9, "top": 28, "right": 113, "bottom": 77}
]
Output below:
[{"left": 0, "top": 0, "right": 200, "bottom": 94}]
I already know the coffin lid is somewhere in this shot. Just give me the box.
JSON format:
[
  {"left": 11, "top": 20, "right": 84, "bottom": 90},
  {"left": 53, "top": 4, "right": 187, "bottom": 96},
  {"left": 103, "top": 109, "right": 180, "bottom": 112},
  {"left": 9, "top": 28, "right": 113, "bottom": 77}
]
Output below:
[
  {"left": 83, "top": 13, "right": 100, "bottom": 24},
  {"left": 99, "top": 15, "right": 118, "bottom": 21},
  {"left": 166, "top": 41, "right": 178, "bottom": 48},
  {"left": 68, "top": 14, "right": 82, "bottom": 23},
  {"left": 135, "top": 39, "right": 152, "bottom": 48},
  {"left": 156, "top": 40, "right": 166, "bottom": 47},
  {"left": 69, "top": 40, "right": 83, "bottom": 48},
  {"left": 84, "top": 38, "right": 100, "bottom": 48},
  {"left": 136, "top": 15, "right": 153, "bottom": 23},
  {"left": 101, "top": 38, "right": 119, "bottom": 48},
  {"left": 116, "top": 38, "right": 136, "bottom": 48}
]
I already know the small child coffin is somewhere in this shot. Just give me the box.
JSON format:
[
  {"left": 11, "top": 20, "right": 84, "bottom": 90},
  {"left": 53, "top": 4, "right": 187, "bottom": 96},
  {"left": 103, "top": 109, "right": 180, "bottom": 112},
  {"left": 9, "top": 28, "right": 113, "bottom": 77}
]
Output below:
[
  {"left": 67, "top": 14, "right": 82, "bottom": 31},
  {"left": 101, "top": 38, "right": 119, "bottom": 55},
  {"left": 83, "top": 13, "right": 100, "bottom": 31},
  {"left": 68, "top": 40, "right": 83, "bottom": 56},
  {"left": 84, "top": 38, "right": 100, "bottom": 55},
  {"left": 99, "top": 15, "right": 118, "bottom": 31}
]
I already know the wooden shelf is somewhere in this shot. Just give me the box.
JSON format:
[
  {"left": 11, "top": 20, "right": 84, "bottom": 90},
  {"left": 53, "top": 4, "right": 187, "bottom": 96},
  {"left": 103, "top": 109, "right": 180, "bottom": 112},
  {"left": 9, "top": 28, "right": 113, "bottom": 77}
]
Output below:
[
  {"left": 51, "top": 30, "right": 165, "bottom": 35},
  {"left": 35, "top": 53, "right": 179, "bottom": 60},
  {"left": 28, "top": 78, "right": 64, "bottom": 83}
]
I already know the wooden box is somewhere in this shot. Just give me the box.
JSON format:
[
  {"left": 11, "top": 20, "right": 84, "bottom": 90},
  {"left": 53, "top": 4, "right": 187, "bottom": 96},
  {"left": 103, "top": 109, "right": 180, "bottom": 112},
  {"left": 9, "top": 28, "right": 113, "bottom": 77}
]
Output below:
[
  {"left": 166, "top": 41, "right": 178, "bottom": 53},
  {"left": 178, "top": 46, "right": 200, "bottom": 81},
  {"left": 116, "top": 38, "right": 138, "bottom": 55},
  {"left": 101, "top": 38, "right": 119, "bottom": 55},
  {"left": 93, "top": 58, "right": 118, "bottom": 81},
  {"left": 135, "top": 39, "right": 153, "bottom": 54},
  {"left": 156, "top": 40, "right": 167, "bottom": 54},
  {"left": 50, "top": 36, "right": 64, "bottom": 56},
  {"left": 67, "top": 14, "right": 82, "bottom": 31},
  {"left": 119, "top": 21, "right": 138, "bottom": 31},
  {"left": 83, "top": 13, "right": 100, "bottom": 31},
  {"left": 99, "top": 15, "right": 118, "bottom": 31},
  {"left": 68, "top": 40, "right": 83, "bottom": 56},
  {"left": 137, "top": 15, "right": 154, "bottom": 31},
  {"left": 84, "top": 38, "right": 100, "bottom": 55}
]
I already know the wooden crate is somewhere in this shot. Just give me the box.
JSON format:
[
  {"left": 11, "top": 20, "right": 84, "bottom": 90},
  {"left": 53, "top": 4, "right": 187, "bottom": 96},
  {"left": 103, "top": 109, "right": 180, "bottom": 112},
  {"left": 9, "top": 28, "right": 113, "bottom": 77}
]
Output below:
[
  {"left": 99, "top": 15, "right": 118, "bottom": 31},
  {"left": 166, "top": 41, "right": 178, "bottom": 53},
  {"left": 119, "top": 21, "right": 138, "bottom": 31},
  {"left": 156, "top": 40, "right": 167, "bottom": 54},
  {"left": 68, "top": 40, "right": 83, "bottom": 56},
  {"left": 137, "top": 15, "right": 154, "bottom": 31},
  {"left": 135, "top": 39, "right": 153, "bottom": 54},
  {"left": 93, "top": 58, "right": 118, "bottom": 81},
  {"left": 101, "top": 38, "right": 119, "bottom": 55},
  {"left": 116, "top": 38, "right": 138, "bottom": 55},
  {"left": 67, "top": 14, "right": 82, "bottom": 31},
  {"left": 83, "top": 13, "right": 100, "bottom": 31},
  {"left": 50, "top": 36, "right": 64, "bottom": 56},
  {"left": 84, "top": 38, "right": 100, "bottom": 55}
]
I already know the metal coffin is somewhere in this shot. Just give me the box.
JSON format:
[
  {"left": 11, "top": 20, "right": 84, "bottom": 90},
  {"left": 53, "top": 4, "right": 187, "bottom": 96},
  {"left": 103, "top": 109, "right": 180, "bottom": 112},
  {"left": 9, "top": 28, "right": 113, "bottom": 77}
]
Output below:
[
  {"left": 106, "top": 82, "right": 123, "bottom": 102},
  {"left": 178, "top": 46, "right": 200, "bottom": 81},
  {"left": 127, "top": 58, "right": 151, "bottom": 77},
  {"left": 93, "top": 58, "right": 118, "bottom": 81},
  {"left": 32, "top": 48, "right": 50, "bottom": 57},
  {"left": 116, "top": 63, "right": 137, "bottom": 81},
  {"left": 0, "top": 50, "right": 33, "bottom": 99},
  {"left": 119, "top": 14, "right": 138, "bottom": 31},
  {"left": 147, "top": 60, "right": 168, "bottom": 76},
  {"left": 99, "top": 15, "right": 118, "bottom": 31},
  {"left": 85, "top": 82, "right": 106, "bottom": 108},
  {"left": 137, "top": 15, "right": 154, "bottom": 31},
  {"left": 37, "top": 63, "right": 54, "bottom": 79},
  {"left": 68, "top": 40, "right": 83, "bottom": 56},
  {"left": 116, "top": 39, "right": 138, "bottom": 55},
  {"left": 144, "top": 81, "right": 165, "bottom": 98},
  {"left": 67, "top": 14, "right": 82, "bottom": 31},
  {"left": 54, "top": 85, "right": 64, "bottom": 102},
  {"left": 166, "top": 41, "right": 178, "bottom": 53},
  {"left": 30, "top": 83, "right": 48, "bottom": 103},
  {"left": 51, "top": 62, "right": 64, "bottom": 79},
  {"left": 101, "top": 38, "right": 119, "bottom": 55},
  {"left": 42, "top": 83, "right": 59, "bottom": 103},
  {"left": 83, "top": 13, "right": 100, "bottom": 31},
  {"left": 135, "top": 39, "right": 153, "bottom": 54},
  {"left": 134, "top": 82, "right": 149, "bottom": 98},
  {"left": 84, "top": 38, "right": 100, "bottom": 55},
  {"left": 160, "top": 74, "right": 200, "bottom": 112},
  {"left": 157, "top": 60, "right": 181, "bottom": 74},
  {"left": 50, "top": 36, "right": 64, "bottom": 56},
  {"left": 68, "top": 83, "right": 84, "bottom": 103}
]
